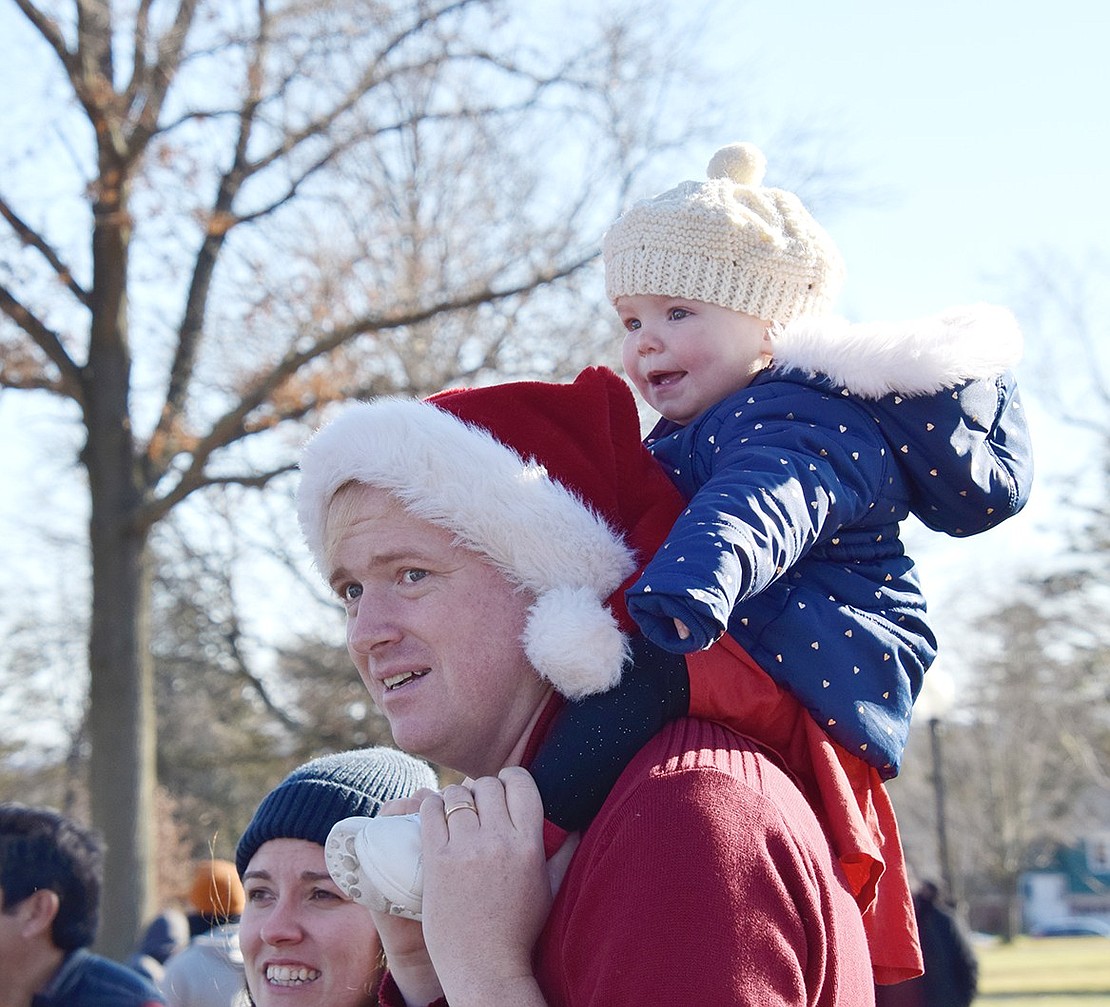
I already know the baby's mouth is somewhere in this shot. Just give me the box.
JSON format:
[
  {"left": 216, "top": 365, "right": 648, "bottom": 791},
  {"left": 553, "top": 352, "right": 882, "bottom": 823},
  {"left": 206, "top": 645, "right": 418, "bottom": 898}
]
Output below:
[{"left": 649, "top": 370, "right": 684, "bottom": 388}]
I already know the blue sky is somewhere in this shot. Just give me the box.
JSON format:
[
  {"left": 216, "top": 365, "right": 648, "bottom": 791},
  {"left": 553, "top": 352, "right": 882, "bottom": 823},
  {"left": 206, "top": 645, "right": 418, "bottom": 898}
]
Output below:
[
  {"left": 698, "top": 0, "right": 1109, "bottom": 321},
  {"left": 689, "top": 1, "right": 1110, "bottom": 703}
]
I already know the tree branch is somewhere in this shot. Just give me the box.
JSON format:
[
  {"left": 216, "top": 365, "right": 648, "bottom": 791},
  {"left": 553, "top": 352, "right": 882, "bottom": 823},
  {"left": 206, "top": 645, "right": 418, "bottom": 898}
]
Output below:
[
  {"left": 147, "top": 1, "right": 269, "bottom": 478},
  {"left": 142, "top": 250, "right": 594, "bottom": 522},
  {"left": 0, "top": 193, "right": 91, "bottom": 307},
  {"left": 11, "top": 0, "right": 80, "bottom": 79},
  {"left": 139, "top": 463, "right": 298, "bottom": 532},
  {"left": 125, "top": 0, "right": 157, "bottom": 111},
  {"left": 124, "top": 0, "right": 199, "bottom": 153},
  {"left": 242, "top": 0, "right": 485, "bottom": 179},
  {"left": 189, "top": 466, "right": 298, "bottom": 494},
  {"left": 0, "top": 283, "right": 84, "bottom": 403},
  {"left": 0, "top": 370, "right": 70, "bottom": 395}
]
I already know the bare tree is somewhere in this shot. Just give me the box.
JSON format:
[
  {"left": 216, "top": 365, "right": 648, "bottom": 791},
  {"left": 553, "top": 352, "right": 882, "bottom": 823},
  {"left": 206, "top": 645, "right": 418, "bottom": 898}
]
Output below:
[
  {"left": 1010, "top": 247, "right": 1110, "bottom": 436},
  {"left": 891, "top": 572, "right": 1110, "bottom": 937},
  {"left": 0, "top": 0, "right": 733, "bottom": 954}
]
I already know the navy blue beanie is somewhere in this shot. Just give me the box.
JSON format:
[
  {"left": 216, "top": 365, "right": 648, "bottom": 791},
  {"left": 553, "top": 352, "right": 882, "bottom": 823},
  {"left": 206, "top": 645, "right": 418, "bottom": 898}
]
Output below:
[{"left": 236, "top": 747, "right": 438, "bottom": 876}]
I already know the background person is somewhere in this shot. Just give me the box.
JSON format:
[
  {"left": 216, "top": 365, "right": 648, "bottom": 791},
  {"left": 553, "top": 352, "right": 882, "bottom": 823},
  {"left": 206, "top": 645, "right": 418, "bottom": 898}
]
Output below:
[
  {"left": 908, "top": 881, "right": 979, "bottom": 1007},
  {"left": 297, "top": 368, "right": 879, "bottom": 1006},
  {"left": 0, "top": 801, "right": 166, "bottom": 1007},
  {"left": 158, "top": 858, "right": 246, "bottom": 1007},
  {"left": 233, "top": 747, "right": 438, "bottom": 1007},
  {"left": 128, "top": 903, "right": 191, "bottom": 983}
]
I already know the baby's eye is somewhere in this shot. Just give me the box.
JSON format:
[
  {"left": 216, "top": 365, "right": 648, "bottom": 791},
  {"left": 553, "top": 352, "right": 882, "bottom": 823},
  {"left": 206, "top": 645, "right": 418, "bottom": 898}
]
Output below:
[
  {"left": 401, "top": 568, "right": 429, "bottom": 585},
  {"left": 622, "top": 317, "right": 641, "bottom": 331},
  {"left": 668, "top": 307, "right": 690, "bottom": 321}
]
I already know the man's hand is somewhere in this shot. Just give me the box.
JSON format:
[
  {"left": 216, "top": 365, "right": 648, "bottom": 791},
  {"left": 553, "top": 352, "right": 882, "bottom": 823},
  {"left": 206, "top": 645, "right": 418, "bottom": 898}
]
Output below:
[{"left": 421, "top": 768, "right": 552, "bottom": 1006}]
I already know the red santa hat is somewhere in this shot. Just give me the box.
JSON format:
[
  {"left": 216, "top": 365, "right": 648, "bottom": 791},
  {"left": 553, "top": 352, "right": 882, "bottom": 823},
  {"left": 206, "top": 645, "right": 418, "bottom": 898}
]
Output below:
[{"left": 297, "top": 366, "right": 683, "bottom": 699}]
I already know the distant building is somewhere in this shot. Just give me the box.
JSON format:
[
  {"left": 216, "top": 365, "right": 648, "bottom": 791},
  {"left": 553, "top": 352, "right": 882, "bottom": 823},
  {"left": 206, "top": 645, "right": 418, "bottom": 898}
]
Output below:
[{"left": 1020, "top": 832, "right": 1110, "bottom": 932}]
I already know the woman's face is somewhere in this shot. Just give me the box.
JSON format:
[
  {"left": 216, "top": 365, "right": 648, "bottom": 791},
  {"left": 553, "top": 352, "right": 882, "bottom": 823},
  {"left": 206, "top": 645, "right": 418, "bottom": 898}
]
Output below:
[{"left": 240, "top": 838, "right": 382, "bottom": 1007}]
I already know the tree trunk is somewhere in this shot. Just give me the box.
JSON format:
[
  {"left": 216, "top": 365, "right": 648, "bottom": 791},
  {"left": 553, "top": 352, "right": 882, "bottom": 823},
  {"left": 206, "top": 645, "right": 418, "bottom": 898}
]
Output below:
[
  {"left": 82, "top": 164, "right": 156, "bottom": 960},
  {"left": 87, "top": 499, "right": 156, "bottom": 960}
]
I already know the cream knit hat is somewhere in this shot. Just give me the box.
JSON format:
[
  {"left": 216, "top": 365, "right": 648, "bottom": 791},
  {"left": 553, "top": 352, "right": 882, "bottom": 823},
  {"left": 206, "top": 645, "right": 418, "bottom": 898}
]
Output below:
[{"left": 603, "top": 142, "right": 845, "bottom": 322}]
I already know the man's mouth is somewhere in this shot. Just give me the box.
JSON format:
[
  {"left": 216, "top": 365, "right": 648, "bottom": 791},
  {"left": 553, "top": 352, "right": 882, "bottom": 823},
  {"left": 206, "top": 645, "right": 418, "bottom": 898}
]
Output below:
[
  {"left": 384, "top": 669, "right": 429, "bottom": 690},
  {"left": 267, "top": 964, "right": 321, "bottom": 985}
]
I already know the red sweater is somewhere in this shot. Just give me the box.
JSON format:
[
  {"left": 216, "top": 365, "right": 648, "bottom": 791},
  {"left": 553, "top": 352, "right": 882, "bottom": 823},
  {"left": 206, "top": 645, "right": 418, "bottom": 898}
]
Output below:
[
  {"left": 380, "top": 716, "right": 875, "bottom": 1006},
  {"left": 532, "top": 717, "right": 875, "bottom": 1006}
]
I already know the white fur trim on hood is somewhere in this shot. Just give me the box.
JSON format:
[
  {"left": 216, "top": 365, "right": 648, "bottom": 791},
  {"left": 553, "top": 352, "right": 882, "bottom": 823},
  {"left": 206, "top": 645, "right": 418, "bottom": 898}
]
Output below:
[{"left": 770, "top": 302, "right": 1024, "bottom": 400}]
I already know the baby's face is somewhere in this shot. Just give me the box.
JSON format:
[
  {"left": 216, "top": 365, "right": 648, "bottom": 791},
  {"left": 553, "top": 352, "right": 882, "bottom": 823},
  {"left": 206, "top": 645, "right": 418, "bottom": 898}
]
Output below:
[{"left": 617, "top": 294, "right": 772, "bottom": 424}]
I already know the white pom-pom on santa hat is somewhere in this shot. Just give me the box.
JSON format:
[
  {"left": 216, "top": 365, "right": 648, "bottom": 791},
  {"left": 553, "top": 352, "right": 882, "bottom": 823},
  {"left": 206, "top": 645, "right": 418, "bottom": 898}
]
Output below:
[{"left": 523, "top": 586, "right": 631, "bottom": 700}]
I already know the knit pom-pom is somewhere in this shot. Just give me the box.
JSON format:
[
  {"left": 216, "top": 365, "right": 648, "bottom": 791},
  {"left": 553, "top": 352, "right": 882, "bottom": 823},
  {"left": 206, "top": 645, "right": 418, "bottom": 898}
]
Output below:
[
  {"left": 707, "top": 142, "right": 767, "bottom": 186},
  {"left": 523, "top": 586, "right": 629, "bottom": 699}
]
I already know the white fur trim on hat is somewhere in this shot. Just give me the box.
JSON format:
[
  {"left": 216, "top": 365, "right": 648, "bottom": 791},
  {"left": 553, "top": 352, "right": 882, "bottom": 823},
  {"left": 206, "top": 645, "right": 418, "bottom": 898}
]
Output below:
[{"left": 297, "top": 398, "right": 637, "bottom": 699}]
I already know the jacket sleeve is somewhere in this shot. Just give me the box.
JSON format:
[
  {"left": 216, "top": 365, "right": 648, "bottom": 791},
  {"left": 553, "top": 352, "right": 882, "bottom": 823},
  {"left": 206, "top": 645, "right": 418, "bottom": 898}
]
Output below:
[{"left": 627, "top": 395, "right": 888, "bottom": 651}]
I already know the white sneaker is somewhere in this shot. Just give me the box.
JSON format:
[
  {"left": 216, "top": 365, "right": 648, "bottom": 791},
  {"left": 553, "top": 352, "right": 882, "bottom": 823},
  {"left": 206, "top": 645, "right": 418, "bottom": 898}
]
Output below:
[{"left": 325, "top": 813, "right": 424, "bottom": 921}]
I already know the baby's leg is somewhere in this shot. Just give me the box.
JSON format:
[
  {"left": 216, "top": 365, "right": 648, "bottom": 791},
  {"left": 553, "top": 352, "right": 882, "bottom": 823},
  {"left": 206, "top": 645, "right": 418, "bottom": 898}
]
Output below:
[{"left": 528, "top": 635, "right": 689, "bottom": 831}]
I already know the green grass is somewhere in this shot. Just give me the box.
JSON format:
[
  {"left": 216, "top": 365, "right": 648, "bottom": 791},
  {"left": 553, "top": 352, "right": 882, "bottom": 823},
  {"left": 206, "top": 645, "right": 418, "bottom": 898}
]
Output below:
[{"left": 976, "top": 936, "right": 1110, "bottom": 1005}]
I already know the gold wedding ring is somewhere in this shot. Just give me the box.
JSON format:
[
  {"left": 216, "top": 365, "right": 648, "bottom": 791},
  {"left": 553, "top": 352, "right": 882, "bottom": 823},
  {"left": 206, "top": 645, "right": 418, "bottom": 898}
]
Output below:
[{"left": 444, "top": 800, "right": 478, "bottom": 821}]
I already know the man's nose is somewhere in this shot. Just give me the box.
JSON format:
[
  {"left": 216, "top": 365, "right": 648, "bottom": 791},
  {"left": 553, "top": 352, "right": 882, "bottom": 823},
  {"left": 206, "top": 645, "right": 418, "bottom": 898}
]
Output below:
[{"left": 347, "top": 590, "right": 401, "bottom": 656}]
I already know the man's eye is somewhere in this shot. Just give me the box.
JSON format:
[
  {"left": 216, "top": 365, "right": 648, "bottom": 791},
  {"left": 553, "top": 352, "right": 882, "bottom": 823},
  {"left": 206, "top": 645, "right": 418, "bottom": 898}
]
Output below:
[
  {"left": 342, "top": 583, "right": 363, "bottom": 602},
  {"left": 401, "top": 569, "right": 429, "bottom": 585}
]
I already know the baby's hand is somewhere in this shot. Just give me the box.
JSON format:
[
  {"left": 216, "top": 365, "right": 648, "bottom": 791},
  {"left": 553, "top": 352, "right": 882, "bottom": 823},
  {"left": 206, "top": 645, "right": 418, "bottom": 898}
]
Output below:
[{"left": 674, "top": 617, "right": 690, "bottom": 641}]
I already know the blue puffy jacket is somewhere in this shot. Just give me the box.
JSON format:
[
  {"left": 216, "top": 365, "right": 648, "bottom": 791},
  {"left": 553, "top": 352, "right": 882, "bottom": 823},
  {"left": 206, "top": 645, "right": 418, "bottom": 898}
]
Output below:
[{"left": 628, "top": 304, "right": 1033, "bottom": 776}]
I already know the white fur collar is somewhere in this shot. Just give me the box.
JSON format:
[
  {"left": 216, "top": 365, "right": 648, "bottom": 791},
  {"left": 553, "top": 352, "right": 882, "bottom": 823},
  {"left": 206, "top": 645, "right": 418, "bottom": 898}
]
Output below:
[{"left": 769, "top": 303, "right": 1024, "bottom": 400}]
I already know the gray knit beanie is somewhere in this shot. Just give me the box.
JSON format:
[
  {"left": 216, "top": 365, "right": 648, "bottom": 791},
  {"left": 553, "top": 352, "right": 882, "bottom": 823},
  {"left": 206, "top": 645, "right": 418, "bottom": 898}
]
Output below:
[
  {"left": 235, "top": 747, "right": 438, "bottom": 876},
  {"left": 603, "top": 142, "right": 845, "bottom": 323}
]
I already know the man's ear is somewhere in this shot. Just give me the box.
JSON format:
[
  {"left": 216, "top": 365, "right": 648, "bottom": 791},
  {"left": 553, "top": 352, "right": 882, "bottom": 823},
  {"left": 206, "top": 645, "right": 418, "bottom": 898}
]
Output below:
[{"left": 16, "top": 889, "right": 60, "bottom": 939}]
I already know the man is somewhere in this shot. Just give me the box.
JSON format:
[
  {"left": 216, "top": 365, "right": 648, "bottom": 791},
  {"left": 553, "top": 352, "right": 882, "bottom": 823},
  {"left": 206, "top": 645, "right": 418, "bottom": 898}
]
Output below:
[
  {"left": 298, "top": 367, "right": 877, "bottom": 1005},
  {"left": 0, "top": 802, "right": 166, "bottom": 1007}
]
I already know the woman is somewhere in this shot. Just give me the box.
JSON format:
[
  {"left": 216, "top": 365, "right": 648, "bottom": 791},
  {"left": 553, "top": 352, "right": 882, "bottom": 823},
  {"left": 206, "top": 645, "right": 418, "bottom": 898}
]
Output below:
[{"left": 233, "top": 748, "right": 438, "bottom": 1007}]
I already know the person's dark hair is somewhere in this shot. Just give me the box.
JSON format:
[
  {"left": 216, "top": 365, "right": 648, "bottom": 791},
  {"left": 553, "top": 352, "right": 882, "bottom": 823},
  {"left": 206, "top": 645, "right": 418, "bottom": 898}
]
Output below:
[
  {"left": 0, "top": 802, "right": 103, "bottom": 951},
  {"left": 917, "top": 879, "right": 941, "bottom": 904}
]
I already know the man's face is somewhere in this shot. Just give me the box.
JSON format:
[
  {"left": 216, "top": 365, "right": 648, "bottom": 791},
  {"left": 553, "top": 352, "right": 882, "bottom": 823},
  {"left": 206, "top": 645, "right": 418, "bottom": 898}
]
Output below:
[{"left": 327, "top": 484, "right": 551, "bottom": 778}]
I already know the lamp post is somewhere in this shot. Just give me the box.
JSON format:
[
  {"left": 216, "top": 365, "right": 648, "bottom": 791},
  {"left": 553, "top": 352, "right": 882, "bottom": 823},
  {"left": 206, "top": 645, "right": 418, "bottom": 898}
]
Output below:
[
  {"left": 928, "top": 715, "right": 956, "bottom": 901},
  {"left": 917, "top": 663, "right": 957, "bottom": 901}
]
